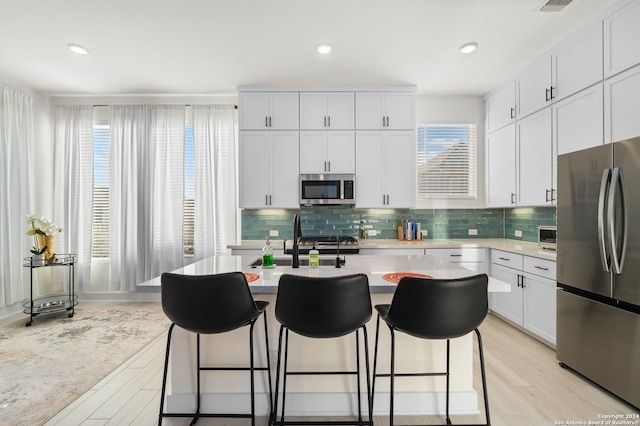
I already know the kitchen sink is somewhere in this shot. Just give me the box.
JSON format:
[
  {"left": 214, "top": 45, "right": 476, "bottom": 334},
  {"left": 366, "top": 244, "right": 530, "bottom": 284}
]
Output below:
[{"left": 249, "top": 257, "right": 345, "bottom": 267}]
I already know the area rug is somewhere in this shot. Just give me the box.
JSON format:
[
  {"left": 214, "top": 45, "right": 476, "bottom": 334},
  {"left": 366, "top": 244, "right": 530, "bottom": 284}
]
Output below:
[{"left": 0, "top": 302, "right": 169, "bottom": 426}]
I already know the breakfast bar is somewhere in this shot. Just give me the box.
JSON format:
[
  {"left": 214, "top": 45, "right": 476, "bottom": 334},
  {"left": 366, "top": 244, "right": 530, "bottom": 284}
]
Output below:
[{"left": 142, "top": 254, "right": 510, "bottom": 417}]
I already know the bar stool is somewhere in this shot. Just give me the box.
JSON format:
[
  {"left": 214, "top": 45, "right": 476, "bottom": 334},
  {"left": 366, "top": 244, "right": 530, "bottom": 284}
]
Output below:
[
  {"left": 273, "top": 273, "right": 373, "bottom": 426},
  {"left": 159, "top": 271, "right": 272, "bottom": 426},
  {"left": 372, "top": 274, "right": 491, "bottom": 426}
]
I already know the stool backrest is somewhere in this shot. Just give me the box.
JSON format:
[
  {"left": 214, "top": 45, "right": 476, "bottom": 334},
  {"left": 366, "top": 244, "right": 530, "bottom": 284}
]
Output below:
[
  {"left": 276, "top": 274, "right": 372, "bottom": 338},
  {"left": 161, "top": 271, "right": 261, "bottom": 334},
  {"left": 386, "top": 274, "right": 488, "bottom": 339}
]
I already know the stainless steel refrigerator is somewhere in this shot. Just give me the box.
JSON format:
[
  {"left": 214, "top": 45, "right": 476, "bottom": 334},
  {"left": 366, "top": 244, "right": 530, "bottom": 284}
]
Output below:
[{"left": 557, "top": 136, "right": 640, "bottom": 409}]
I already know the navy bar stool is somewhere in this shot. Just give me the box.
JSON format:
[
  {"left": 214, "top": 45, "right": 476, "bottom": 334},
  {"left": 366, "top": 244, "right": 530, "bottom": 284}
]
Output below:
[
  {"left": 159, "top": 271, "right": 272, "bottom": 425},
  {"left": 273, "top": 273, "right": 373, "bottom": 426},
  {"left": 372, "top": 274, "right": 491, "bottom": 426}
]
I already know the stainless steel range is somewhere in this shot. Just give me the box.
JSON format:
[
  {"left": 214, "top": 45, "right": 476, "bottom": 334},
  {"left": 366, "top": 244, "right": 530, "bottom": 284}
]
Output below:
[{"left": 284, "top": 235, "right": 360, "bottom": 255}]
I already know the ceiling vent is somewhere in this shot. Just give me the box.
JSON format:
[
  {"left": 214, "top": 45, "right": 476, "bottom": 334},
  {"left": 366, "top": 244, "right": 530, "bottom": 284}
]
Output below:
[{"left": 539, "top": 0, "right": 574, "bottom": 12}]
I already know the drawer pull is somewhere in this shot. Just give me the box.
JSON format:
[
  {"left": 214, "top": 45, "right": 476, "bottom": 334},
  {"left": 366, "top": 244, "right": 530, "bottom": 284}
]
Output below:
[
  {"left": 498, "top": 257, "right": 510, "bottom": 261},
  {"left": 534, "top": 266, "right": 549, "bottom": 271},
  {"left": 450, "top": 254, "right": 462, "bottom": 257}
]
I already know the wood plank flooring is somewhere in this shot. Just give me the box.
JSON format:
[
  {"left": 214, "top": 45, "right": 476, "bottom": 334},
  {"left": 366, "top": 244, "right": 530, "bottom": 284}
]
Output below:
[{"left": 40, "top": 304, "right": 638, "bottom": 426}]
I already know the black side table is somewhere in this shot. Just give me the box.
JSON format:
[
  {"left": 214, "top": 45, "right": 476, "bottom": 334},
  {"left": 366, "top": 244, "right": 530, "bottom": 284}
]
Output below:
[{"left": 23, "top": 254, "right": 78, "bottom": 326}]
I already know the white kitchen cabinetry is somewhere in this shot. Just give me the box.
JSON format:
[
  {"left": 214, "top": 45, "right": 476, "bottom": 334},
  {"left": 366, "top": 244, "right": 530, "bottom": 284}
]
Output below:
[
  {"left": 517, "top": 107, "right": 555, "bottom": 206},
  {"left": 355, "top": 131, "right": 415, "bottom": 208},
  {"left": 355, "top": 92, "right": 415, "bottom": 130},
  {"left": 300, "top": 92, "right": 355, "bottom": 130},
  {"left": 239, "top": 132, "right": 299, "bottom": 208},
  {"left": 490, "top": 250, "right": 557, "bottom": 346},
  {"left": 299, "top": 131, "right": 355, "bottom": 173},
  {"left": 517, "top": 55, "right": 553, "bottom": 119},
  {"left": 485, "top": 81, "right": 516, "bottom": 133},
  {"left": 239, "top": 92, "right": 299, "bottom": 130},
  {"left": 555, "top": 83, "right": 604, "bottom": 155},
  {"left": 552, "top": 20, "right": 603, "bottom": 102},
  {"left": 604, "top": 64, "right": 640, "bottom": 144},
  {"left": 604, "top": 0, "right": 640, "bottom": 78},
  {"left": 486, "top": 124, "right": 516, "bottom": 207},
  {"left": 424, "top": 248, "right": 487, "bottom": 273}
]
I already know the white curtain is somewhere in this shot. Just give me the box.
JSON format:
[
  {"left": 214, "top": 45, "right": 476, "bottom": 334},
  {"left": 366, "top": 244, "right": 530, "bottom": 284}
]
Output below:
[
  {"left": 53, "top": 105, "right": 94, "bottom": 291},
  {"left": 0, "top": 85, "right": 34, "bottom": 308},
  {"left": 192, "top": 105, "right": 237, "bottom": 259},
  {"left": 109, "top": 105, "right": 185, "bottom": 291}
]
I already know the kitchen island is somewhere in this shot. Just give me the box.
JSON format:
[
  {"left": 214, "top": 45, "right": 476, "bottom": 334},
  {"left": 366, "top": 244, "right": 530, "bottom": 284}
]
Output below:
[{"left": 148, "top": 254, "right": 509, "bottom": 417}]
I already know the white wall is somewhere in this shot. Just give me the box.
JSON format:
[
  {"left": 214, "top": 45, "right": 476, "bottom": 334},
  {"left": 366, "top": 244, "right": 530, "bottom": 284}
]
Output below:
[{"left": 415, "top": 95, "right": 485, "bottom": 209}]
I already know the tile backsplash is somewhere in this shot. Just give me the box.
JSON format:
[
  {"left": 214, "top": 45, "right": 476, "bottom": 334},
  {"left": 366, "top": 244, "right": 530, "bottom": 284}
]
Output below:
[{"left": 241, "top": 206, "right": 556, "bottom": 242}]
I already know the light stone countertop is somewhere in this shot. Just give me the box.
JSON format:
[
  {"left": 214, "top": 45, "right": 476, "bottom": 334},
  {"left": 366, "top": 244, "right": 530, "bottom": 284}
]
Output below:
[
  {"left": 138, "top": 254, "right": 511, "bottom": 294},
  {"left": 228, "top": 238, "right": 557, "bottom": 261}
]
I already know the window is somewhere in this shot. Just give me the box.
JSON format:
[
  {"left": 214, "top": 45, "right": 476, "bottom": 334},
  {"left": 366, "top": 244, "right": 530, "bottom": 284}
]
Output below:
[
  {"left": 417, "top": 124, "right": 477, "bottom": 199},
  {"left": 90, "top": 109, "right": 196, "bottom": 259},
  {"left": 91, "top": 123, "right": 110, "bottom": 258}
]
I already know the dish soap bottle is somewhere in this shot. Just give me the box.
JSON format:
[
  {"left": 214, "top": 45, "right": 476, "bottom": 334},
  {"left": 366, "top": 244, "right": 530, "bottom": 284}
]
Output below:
[
  {"left": 262, "top": 237, "right": 274, "bottom": 268},
  {"left": 308, "top": 242, "right": 319, "bottom": 268},
  {"left": 359, "top": 219, "right": 366, "bottom": 240}
]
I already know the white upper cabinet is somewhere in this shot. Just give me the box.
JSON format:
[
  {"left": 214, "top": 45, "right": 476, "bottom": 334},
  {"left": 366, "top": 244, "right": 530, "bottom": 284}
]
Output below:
[
  {"left": 355, "top": 92, "right": 415, "bottom": 130},
  {"left": 300, "top": 92, "right": 354, "bottom": 129},
  {"left": 555, "top": 83, "right": 604, "bottom": 155},
  {"left": 355, "top": 130, "right": 415, "bottom": 208},
  {"left": 605, "top": 64, "right": 640, "bottom": 143},
  {"left": 239, "top": 131, "right": 300, "bottom": 208},
  {"left": 486, "top": 124, "right": 516, "bottom": 207},
  {"left": 299, "top": 131, "right": 355, "bottom": 174},
  {"left": 517, "top": 55, "right": 553, "bottom": 119},
  {"left": 485, "top": 81, "right": 516, "bottom": 133},
  {"left": 239, "top": 92, "right": 299, "bottom": 130},
  {"left": 553, "top": 20, "right": 603, "bottom": 102},
  {"left": 517, "top": 107, "right": 554, "bottom": 206},
  {"left": 604, "top": 0, "right": 640, "bottom": 78}
]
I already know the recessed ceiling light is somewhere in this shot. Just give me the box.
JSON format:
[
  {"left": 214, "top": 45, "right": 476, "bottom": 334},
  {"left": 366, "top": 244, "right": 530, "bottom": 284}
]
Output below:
[
  {"left": 67, "top": 43, "right": 89, "bottom": 55},
  {"left": 317, "top": 44, "right": 332, "bottom": 55},
  {"left": 459, "top": 42, "right": 478, "bottom": 54}
]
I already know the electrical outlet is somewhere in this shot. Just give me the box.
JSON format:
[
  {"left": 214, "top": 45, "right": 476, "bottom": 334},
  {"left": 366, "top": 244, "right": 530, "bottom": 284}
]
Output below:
[
  {"left": 421, "top": 230, "right": 428, "bottom": 238},
  {"left": 269, "top": 230, "right": 279, "bottom": 237},
  {"left": 367, "top": 229, "right": 377, "bottom": 237},
  {"left": 515, "top": 230, "right": 523, "bottom": 237},
  {"left": 468, "top": 229, "right": 478, "bottom": 236}
]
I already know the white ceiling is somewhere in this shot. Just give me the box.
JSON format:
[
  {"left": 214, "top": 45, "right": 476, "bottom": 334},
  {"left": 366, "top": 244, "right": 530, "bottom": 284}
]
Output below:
[{"left": 0, "top": 0, "right": 614, "bottom": 97}]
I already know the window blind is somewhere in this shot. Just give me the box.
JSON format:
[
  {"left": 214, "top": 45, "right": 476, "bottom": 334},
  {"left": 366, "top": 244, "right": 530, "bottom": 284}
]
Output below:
[
  {"left": 92, "top": 123, "right": 110, "bottom": 258},
  {"left": 417, "top": 124, "right": 477, "bottom": 199},
  {"left": 183, "top": 124, "right": 195, "bottom": 257}
]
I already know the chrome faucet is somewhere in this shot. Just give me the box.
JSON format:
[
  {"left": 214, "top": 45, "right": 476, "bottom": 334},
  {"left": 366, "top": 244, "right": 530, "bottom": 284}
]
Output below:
[{"left": 292, "top": 214, "right": 302, "bottom": 268}]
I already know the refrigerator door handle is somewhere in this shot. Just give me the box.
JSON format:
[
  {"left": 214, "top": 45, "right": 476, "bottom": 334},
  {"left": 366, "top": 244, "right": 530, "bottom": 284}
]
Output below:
[
  {"left": 598, "top": 168, "right": 612, "bottom": 272},
  {"left": 608, "top": 167, "right": 628, "bottom": 275}
]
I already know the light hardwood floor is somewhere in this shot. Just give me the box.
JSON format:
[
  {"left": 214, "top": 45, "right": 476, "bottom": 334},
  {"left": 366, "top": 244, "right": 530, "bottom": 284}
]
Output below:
[{"left": 43, "top": 308, "right": 638, "bottom": 426}]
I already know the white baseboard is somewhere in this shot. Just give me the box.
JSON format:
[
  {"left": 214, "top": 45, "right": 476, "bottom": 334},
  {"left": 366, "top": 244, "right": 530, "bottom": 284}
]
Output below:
[
  {"left": 166, "top": 390, "right": 479, "bottom": 416},
  {"left": 78, "top": 292, "right": 161, "bottom": 302}
]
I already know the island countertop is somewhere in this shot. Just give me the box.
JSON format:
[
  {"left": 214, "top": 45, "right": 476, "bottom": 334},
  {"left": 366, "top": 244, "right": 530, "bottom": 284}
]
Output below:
[{"left": 138, "top": 253, "right": 510, "bottom": 293}]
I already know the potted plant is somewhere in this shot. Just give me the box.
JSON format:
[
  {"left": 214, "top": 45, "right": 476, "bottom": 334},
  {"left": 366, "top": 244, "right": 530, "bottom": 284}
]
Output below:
[{"left": 26, "top": 215, "right": 62, "bottom": 264}]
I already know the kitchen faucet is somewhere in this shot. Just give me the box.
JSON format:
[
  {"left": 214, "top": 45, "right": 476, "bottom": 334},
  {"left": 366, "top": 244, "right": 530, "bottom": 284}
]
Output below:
[
  {"left": 292, "top": 214, "right": 301, "bottom": 268},
  {"left": 331, "top": 234, "right": 341, "bottom": 268}
]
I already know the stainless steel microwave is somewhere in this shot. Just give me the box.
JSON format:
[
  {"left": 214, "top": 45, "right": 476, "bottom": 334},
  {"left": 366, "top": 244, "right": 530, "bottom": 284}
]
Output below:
[
  {"left": 538, "top": 226, "right": 557, "bottom": 250},
  {"left": 299, "top": 174, "right": 355, "bottom": 206}
]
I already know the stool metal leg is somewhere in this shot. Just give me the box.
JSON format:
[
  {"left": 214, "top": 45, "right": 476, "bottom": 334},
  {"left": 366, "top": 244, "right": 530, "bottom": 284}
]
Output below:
[
  {"left": 476, "top": 329, "right": 491, "bottom": 426},
  {"left": 371, "top": 315, "right": 381, "bottom": 417},
  {"left": 263, "top": 312, "right": 274, "bottom": 425},
  {"left": 356, "top": 329, "right": 363, "bottom": 424},
  {"left": 445, "top": 339, "right": 451, "bottom": 425},
  {"left": 158, "top": 323, "right": 176, "bottom": 425},
  {"left": 389, "top": 326, "right": 396, "bottom": 426}
]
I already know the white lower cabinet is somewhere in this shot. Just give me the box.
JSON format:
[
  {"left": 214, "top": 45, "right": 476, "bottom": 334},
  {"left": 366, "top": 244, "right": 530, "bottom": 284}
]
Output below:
[
  {"left": 490, "top": 250, "right": 557, "bottom": 346},
  {"left": 424, "top": 248, "right": 487, "bottom": 273}
]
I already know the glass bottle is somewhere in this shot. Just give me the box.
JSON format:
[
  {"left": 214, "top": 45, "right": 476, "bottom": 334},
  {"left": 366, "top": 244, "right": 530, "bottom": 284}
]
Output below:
[{"left": 262, "top": 237, "right": 274, "bottom": 268}]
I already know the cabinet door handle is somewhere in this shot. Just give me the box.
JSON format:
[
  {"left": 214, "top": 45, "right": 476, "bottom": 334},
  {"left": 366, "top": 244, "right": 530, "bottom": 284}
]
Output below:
[
  {"left": 382, "top": 116, "right": 386, "bottom": 127},
  {"left": 266, "top": 195, "right": 269, "bottom": 205},
  {"left": 545, "top": 88, "right": 551, "bottom": 102},
  {"left": 324, "top": 161, "right": 327, "bottom": 172},
  {"left": 328, "top": 116, "right": 331, "bottom": 127},
  {"left": 510, "top": 107, "right": 515, "bottom": 119},
  {"left": 521, "top": 275, "right": 526, "bottom": 288},
  {"left": 546, "top": 189, "right": 550, "bottom": 202},
  {"left": 383, "top": 194, "right": 386, "bottom": 204},
  {"left": 551, "top": 188, "right": 556, "bottom": 202},
  {"left": 265, "top": 116, "right": 268, "bottom": 127},
  {"left": 511, "top": 193, "right": 516, "bottom": 204},
  {"left": 516, "top": 274, "right": 521, "bottom": 288},
  {"left": 387, "top": 194, "right": 390, "bottom": 205},
  {"left": 386, "top": 116, "right": 390, "bottom": 127},
  {"left": 327, "top": 161, "right": 331, "bottom": 172},
  {"left": 550, "top": 86, "right": 555, "bottom": 100},
  {"left": 534, "top": 265, "right": 549, "bottom": 271},
  {"left": 269, "top": 116, "right": 272, "bottom": 127},
  {"left": 324, "top": 116, "right": 327, "bottom": 127}
]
